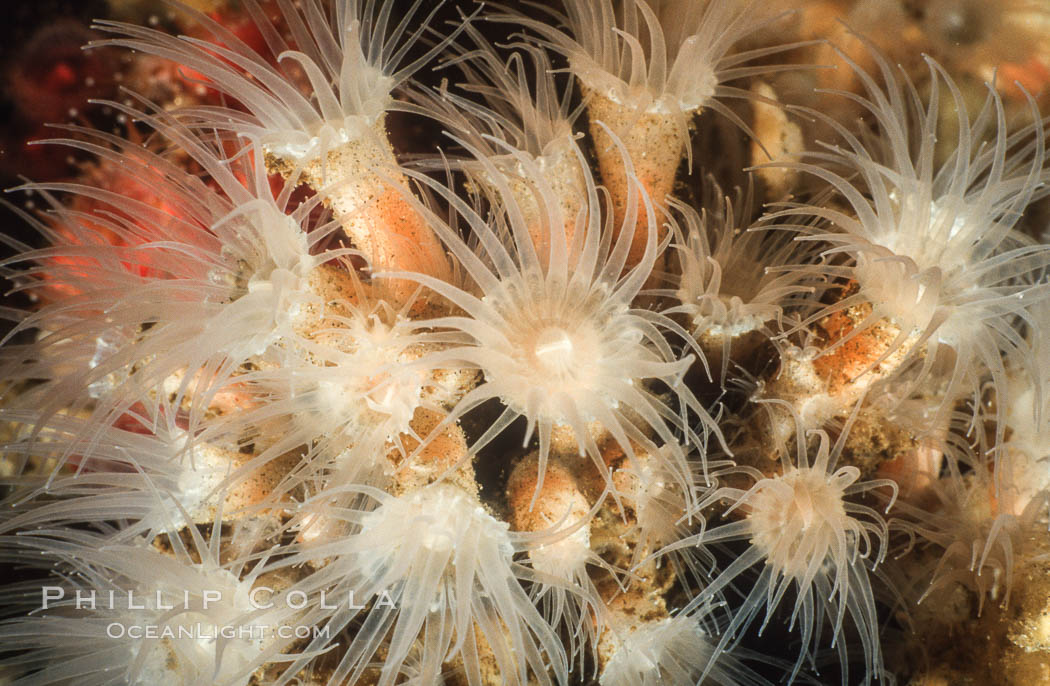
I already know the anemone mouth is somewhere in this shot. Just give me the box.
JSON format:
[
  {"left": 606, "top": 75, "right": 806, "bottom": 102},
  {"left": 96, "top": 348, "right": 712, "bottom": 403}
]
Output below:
[
  {"left": 259, "top": 115, "right": 379, "bottom": 162},
  {"left": 600, "top": 614, "right": 723, "bottom": 686},
  {"left": 852, "top": 252, "right": 944, "bottom": 336},
  {"left": 871, "top": 192, "right": 990, "bottom": 279},
  {"left": 358, "top": 484, "right": 513, "bottom": 558},
  {"left": 528, "top": 526, "right": 592, "bottom": 577},
  {"left": 573, "top": 59, "right": 717, "bottom": 115},
  {"left": 477, "top": 278, "right": 651, "bottom": 418},
  {"left": 346, "top": 330, "right": 428, "bottom": 429},
  {"left": 210, "top": 206, "right": 319, "bottom": 347},
  {"left": 526, "top": 323, "right": 599, "bottom": 380},
  {"left": 700, "top": 314, "right": 769, "bottom": 339},
  {"left": 683, "top": 295, "right": 776, "bottom": 338},
  {"left": 310, "top": 365, "right": 423, "bottom": 439},
  {"left": 747, "top": 467, "right": 854, "bottom": 578},
  {"left": 491, "top": 310, "right": 627, "bottom": 426},
  {"left": 658, "top": 68, "right": 718, "bottom": 114},
  {"left": 360, "top": 373, "right": 424, "bottom": 422},
  {"left": 287, "top": 332, "right": 430, "bottom": 451}
]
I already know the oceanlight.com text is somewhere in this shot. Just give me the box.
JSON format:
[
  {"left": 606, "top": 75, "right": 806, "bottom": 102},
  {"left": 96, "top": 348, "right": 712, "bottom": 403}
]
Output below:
[{"left": 103, "top": 622, "right": 330, "bottom": 641}]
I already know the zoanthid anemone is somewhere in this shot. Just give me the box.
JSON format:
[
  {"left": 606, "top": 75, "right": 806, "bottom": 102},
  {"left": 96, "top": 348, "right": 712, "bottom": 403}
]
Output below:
[
  {"left": 424, "top": 23, "right": 583, "bottom": 165},
  {"left": 411, "top": 30, "right": 588, "bottom": 263},
  {"left": 0, "top": 530, "right": 296, "bottom": 686},
  {"left": 657, "top": 188, "right": 824, "bottom": 382},
  {"left": 611, "top": 444, "right": 694, "bottom": 561},
  {"left": 265, "top": 481, "right": 567, "bottom": 686},
  {"left": 504, "top": 0, "right": 807, "bottom": 269},
  {"left": 0, "top": 402, "right": 290, "bottom": 541},
  {"left": 511, "top": 0, "right": 799, "bottom": 148},
  {"left": 264, "top": 297, "right": 429, "bottom": 452},
  {"left": 382, "top": 135, "right": 721, "bottom": 506},
  {"left": 598, "top": 599, "right": 771, "bottom": 686},
  {"left": 213, "top": 279, "right": 472, "bottom": 489},
  {"left": 507, "top": 452, "right": 615, "bottom": 673},
  {"left": 1002, "top": 299, "right": 1050, "bottom": 461},
  {"left": 663, "top": 428, "right": 897, "bottom": 685},
  {"left": 92, "top": 0, "right": 460, "bottom": 299},
  {"left": 893, "top": 436, "right": 1050, "bottom": 613},
  {"left": 609, "top": 444, "right": 726, "bottom": 582},
  {"left": 0, "top": 103, "right": 337, "bottom": 444},
  {"left": 92, "top": 0, "right": 457, "bottom": 164},
  {"left": 774, "top": 46, "right": 1050, "bottom": 446},
  {"left": 996, "top": 315, "right": 1050, "bottom": 521}
]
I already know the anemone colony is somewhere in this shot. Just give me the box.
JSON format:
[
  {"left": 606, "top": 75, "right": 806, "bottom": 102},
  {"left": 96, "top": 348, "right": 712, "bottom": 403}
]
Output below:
[{"left": 3, "top": 0, "right": 1050, "bottom": 684}]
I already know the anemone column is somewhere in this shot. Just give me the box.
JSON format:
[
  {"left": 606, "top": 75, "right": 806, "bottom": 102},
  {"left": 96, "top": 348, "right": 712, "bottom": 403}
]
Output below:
[
  {"left": 266, "top": 116, "right": 451, "bottom": 310},
  {"left": 585, "top": 89, "right": 683, "bottom": 272}
]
